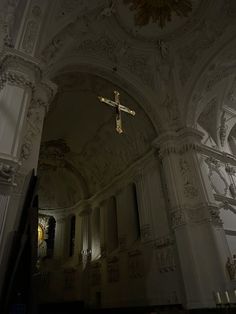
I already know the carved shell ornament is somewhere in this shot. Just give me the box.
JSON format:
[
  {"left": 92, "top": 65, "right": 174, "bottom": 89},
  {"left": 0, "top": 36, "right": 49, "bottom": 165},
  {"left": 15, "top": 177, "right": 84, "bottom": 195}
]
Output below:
[{"left": 123, "top": 0, "right": 193, "bottom": 28}]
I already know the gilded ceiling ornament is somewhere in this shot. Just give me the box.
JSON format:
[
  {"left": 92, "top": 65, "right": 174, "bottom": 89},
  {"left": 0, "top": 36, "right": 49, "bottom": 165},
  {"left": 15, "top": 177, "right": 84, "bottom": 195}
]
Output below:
[{"left": 123, "top": 0, "right": 192, "bottom": 28}]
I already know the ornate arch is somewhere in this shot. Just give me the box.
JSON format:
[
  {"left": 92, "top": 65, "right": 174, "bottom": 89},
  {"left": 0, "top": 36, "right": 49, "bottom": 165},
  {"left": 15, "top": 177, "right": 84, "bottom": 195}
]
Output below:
[
  {"left": 46, "top": 58, "right": 162, "bottom": 134},
  {"left": 185, "top": 37, "right": 236, "bottom": 127}
]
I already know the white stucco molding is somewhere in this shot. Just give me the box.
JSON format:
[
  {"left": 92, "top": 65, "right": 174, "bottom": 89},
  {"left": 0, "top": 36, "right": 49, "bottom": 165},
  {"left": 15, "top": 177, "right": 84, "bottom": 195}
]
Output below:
[
  {"left": 152, "top": 127, "right": 204, "bottom": 159},
  {"left": 0, "top": 48, "right": 58, "bottom": 107},
  {"left": 0, "top": 47, "right": 42, "bottom": 90}
]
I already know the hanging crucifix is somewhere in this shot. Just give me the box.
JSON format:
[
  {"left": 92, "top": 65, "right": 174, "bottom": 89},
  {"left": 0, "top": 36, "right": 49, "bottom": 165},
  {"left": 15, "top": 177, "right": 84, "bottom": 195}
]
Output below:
[{"left": 98, "top": 90, "right": 135, "bottom": 134}]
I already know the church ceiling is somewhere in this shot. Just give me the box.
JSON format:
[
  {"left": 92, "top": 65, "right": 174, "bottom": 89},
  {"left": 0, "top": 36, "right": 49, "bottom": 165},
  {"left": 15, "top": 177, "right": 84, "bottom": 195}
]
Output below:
[
  {"left": 38, "top": 72, "right": 155, "bottom": 209},
  {"left": 34, "top": 0, "right": 236, "bottom": 208},
  {"left": 36, "top": 0, "right": 236, "bottom": 130}
]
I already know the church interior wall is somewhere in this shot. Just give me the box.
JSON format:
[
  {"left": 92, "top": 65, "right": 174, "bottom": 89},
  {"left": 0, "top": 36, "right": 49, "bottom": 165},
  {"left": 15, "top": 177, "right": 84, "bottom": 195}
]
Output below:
[
  {"left": 36, "top": 156, "right": 184, "bottom": 308},
  {"left": 1, "top": 0, "right": 236, "bottom": 311},
  {"left": 197, "top": 146, "right": 236, "bottom": 277}
]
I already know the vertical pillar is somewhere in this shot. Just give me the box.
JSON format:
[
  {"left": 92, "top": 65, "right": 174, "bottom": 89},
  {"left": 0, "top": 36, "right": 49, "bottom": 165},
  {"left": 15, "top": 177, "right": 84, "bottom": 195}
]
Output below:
[
  {"left": 54, "top": 215, "right": 67, "bottom": 261},
  {"left": 0, "top": 194, "right": 9, "bottom": 242},
  {"left": 74, "top": 211, "right": 83, "bottom": 265},
  {"left": 134, "top": 171, "right": 153, "bottom": 242},
  {"left": 99, "top": 201, "right": 106, "bottom": 258},
  {"left": 0, "top": 49, "right": 57, "bottom": 286},
  {"left": 153, "top": 128, "right": 231, "bottom": 309},
  {"left": 80, "top": 208, "right": 92, "bottom": 268}
]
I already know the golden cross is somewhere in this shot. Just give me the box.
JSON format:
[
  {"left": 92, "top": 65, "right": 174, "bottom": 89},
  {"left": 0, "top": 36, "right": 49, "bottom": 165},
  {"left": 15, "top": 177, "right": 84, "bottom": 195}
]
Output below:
[{"left": 98, "top": 91, "right": 135, "bottom": 134}]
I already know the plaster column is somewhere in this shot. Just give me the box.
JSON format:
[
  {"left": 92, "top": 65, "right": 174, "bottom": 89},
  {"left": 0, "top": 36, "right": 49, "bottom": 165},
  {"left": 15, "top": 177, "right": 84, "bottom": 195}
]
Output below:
[
  {"left": 134, "top": 171, "right": 153, "bottom": 242},
  {"left": 0, "top": 50, "right": 54, "bottom": 293},
  {"left": 99, "top": 201, "right": 106, "bottom": 258},
  {"left": 80, "top": 209, "right": 92, "bottom": 268},
  {"left": 0, "top": 194, "right": 9, "bottom": 247},
  {"left": 153, "top": 128, "right": 231, "bottom": 309},
  {"left": 54, "top": 215, "right": 68, "bottom": 261},
  {"left": 0, "top": 49, "right": 57, "bottom": 293},
  {"left": 74, "top": 211, "right": 83, "bottom": 265}
]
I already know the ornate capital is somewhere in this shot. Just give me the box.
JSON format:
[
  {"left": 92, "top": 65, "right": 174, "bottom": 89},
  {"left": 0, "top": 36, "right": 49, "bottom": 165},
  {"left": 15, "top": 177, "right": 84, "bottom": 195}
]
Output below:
[
  {"left": 169, "top": 204, "right": 219, "bottom": 229},
  {"left": 0, "top": 48, "right": 42, "bottom": 90},
  {"left": 55, "top": 214, "right": 67, "bottom": 224},
  {"left": 79, "top": 203, "right": 92, "bottom": 216},
  {"left": 153, "top": 128, "right": 203, "bottom": 159}
]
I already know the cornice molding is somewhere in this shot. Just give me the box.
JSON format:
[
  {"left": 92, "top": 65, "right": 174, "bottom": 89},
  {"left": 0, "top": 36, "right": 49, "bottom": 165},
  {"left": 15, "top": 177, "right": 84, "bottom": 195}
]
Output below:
[{"left": 0, "top": 49, "right": 58, "bottom": 104}]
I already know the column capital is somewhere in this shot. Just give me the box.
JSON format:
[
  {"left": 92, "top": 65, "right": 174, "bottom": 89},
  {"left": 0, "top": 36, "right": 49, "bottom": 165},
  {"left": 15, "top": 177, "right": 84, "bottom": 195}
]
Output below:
[
  {"left": 0, "top": 48, "right": 42, "bottom": 90},
  {"left": 54, "top": 214, "right": 67, "bottom": 224},
  {"left": 79, "top": 203, "right": 92, "bottom": 216},
  {"left": 152, "top": 128, "right": 204, "bottom": 158}
]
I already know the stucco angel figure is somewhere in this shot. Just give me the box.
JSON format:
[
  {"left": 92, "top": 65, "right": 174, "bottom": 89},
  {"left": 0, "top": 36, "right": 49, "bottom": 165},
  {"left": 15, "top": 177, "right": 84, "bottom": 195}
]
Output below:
[{"left": 0, "top": 163, "right": 13, "bottom": 182}]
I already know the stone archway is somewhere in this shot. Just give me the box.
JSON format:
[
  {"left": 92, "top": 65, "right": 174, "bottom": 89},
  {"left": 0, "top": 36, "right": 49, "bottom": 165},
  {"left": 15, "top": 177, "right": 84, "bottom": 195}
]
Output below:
[{"left": 38, "top": 69, "right": 157, "bottom": 210}]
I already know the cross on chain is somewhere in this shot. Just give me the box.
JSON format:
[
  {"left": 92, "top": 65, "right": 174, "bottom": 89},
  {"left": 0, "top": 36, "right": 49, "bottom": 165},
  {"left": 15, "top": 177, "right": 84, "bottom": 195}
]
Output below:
[{"left": 98, "top": 90, "right": 135, "bottom": 134}]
